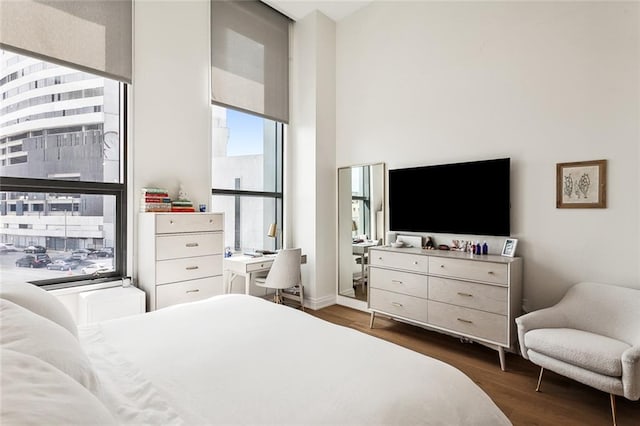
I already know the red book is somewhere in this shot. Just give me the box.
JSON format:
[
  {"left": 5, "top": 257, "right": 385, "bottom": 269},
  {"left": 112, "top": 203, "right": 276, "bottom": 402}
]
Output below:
[{"left": 144, "top": 196, "right": 171, "bottom": 203}]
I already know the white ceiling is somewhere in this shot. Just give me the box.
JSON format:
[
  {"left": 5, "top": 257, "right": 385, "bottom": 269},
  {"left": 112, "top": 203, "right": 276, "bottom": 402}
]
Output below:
[{"left": 263, "top": 1, "right": 372, "bottom": 22}]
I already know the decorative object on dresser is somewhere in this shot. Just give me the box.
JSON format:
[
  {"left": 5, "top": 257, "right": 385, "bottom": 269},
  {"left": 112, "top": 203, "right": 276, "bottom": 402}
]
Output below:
[
  {"left": 516, "top": 282, "right": 639, "bottom": 426},
  {"left": 556, "top": 159, "right": 607, "bottom": 209},
  {"left": 368, "top": 246, "right": 522, "bottom": 370},
  {"left": 140, "top": 187, "right": 171, "bottom": 212},
  {"left": 137, "top": 212, "right": 224, "bottom": 310},
  {"left": 501, "top": 238, "right": 518, "bottom": 257},
  {"left": 171, "top": 184, "right": 195, "bottom": 212}
]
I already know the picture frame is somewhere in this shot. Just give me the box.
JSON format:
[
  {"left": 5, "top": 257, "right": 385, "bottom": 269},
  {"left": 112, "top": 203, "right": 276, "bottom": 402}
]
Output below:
[
  {"left": 556, "top": 160, "right": 607, "bottom": 208},
  {"left": 501, "top": 238, "right": 518, "bottom": 257}
]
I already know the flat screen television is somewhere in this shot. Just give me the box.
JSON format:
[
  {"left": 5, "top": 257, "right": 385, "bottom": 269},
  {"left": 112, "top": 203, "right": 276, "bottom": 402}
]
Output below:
[{"left": 389, "top": 158, "right": 510, "bottom": 236}]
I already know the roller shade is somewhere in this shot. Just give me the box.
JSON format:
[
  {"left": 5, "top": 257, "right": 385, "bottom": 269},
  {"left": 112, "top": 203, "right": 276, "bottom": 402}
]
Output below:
[
  {"left": 0, "top": 0, "right": 132, "bottom": 84},
  {"left": 211, "top": 0, "right": 290, "bottom": 123}
]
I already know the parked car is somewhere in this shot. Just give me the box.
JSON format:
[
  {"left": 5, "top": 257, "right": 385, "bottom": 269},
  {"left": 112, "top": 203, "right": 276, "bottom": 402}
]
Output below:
[
  {"left": 95, "top": 247, "right": 114, "bottom": 258},
  {"left": 71, "top": 249, "right": 91, "bottom": 260},
  {"left": 62, "top": 257, "right": 81, "bottom": 269},
  {"left": 24, "top": 245, "right": 47, "bottom": 254},
  {"left": 80, "top": 263, "right": 113, "bottom": 275},
  {"left": 0, "top": 243, "right": 18, "bottom": 253},
  {"left": 15, "top": 254, "right": 51, "bottom": 268},
  {"left": 46, "top": 259, "right": 78, "bottom": 271}
]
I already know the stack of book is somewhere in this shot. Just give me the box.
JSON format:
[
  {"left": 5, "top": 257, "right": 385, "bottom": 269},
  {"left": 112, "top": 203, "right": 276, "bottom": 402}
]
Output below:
[
  {"left": 171, "top": 199, "right": 195, "bottom": 212},
  {"left": 140, "top": 187, "right": 171, "bottom": 212}
]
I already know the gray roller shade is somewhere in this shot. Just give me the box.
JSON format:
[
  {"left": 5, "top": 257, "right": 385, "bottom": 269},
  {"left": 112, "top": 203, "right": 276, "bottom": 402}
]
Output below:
[
  {"left": 211, "top": 0, "right": 290, "bottom": 123},
  {"left": 0, "top": 0, "right": 132, "bottom": 84}
]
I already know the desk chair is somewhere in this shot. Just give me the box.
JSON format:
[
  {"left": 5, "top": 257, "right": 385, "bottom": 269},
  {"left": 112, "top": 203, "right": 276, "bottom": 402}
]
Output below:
[
  {"left": 255, "top": 248, "right": 304, "bottom": 311},
  {"left": 353, "top": 239, "right": 382, "bottom": 290}
]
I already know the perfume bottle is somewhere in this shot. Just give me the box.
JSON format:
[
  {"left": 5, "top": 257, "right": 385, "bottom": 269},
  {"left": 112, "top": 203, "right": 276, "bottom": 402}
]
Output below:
[{"left": 482, "top": 241, "right": 488, "bottom": 255}]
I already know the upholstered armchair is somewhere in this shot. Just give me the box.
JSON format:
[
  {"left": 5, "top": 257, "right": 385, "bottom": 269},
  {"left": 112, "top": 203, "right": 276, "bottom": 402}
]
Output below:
[{"left": 515, "top": 282, "right": 640, "bottom": 425}]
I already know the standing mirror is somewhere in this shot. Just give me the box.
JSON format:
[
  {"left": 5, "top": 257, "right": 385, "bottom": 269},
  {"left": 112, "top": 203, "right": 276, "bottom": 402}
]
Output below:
[{"left": 338, "top": 163, "right": 385, "bottom": 302}]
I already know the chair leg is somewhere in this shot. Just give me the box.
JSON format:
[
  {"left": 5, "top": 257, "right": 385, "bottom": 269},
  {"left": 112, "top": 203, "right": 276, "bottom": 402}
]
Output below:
[
  {"left": 535, "top": 367, "right": 544, "bottom": 392},
  {"left": 610, "top": 394, "right": 617, "bottom": 426}
]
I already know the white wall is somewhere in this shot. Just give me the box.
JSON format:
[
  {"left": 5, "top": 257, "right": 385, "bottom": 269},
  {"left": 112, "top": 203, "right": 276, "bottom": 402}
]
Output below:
[
  {"left": 133, "top": 0, "right": 212, "bottom": 213},
  {"left": 336, "top": 1, "right": 639, "bottom": 310},
  {"left": 289, "top": 11, "right": 337, "bottom": 308}
]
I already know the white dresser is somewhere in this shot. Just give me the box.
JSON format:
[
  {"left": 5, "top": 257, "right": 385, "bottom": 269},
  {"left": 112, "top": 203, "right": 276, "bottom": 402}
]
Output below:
[
  {"left": 368, "top": 246, "right": 522, "bottom": 370},
  {"left": 138, "top": 212, "right": 224, "bottom": 311}
]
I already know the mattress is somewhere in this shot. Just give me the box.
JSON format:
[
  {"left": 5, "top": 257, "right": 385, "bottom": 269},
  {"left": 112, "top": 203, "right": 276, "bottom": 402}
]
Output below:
[{"left": 77, "top": 294, "right": 511, "bottom": 425}]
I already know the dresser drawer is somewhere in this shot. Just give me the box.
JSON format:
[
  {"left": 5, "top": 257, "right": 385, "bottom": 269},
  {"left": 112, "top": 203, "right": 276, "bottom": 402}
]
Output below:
[
  {"left": 369, "top": 289, "right": 428, "bottom": 323},
  {"left": 427, "top": 300, "right": 507, "bottom": 344},
  {"left": 156, "top": 276, "right": 223, "bottom": 309},
  {"left": 428, "top": 277, "right": 507, "bottom": 315},
  {"left": 156, "top": 213, "right": 223, "bottom": 234},
  {"left": 156, "top": 255, "right": 222, "bottom": 285},
  {"left": 369, "top": 250, "right": 428, "bottom": 274},
  {"left": 156, "top": 232, "right": 223, "bottom": 260},
  {"left": 429, "top": 257, "right": 507, "bottom": 285},
  {"left": 369, "top": 267, "right": 428, "bottom": 299}
]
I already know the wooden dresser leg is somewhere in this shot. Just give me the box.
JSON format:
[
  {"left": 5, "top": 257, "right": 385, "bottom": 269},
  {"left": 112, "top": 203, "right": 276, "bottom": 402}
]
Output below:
[
  {"left": 498, "top": 346, "right": 506, "bottom": 371},
  {"left": 369, "top": 311, "right": 376, "bottom": 329}
]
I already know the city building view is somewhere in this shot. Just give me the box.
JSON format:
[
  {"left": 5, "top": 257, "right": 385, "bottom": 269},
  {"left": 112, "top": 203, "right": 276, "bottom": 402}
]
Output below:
[{"left": 0, "top": 49, "right": 121, "bottom": 283}]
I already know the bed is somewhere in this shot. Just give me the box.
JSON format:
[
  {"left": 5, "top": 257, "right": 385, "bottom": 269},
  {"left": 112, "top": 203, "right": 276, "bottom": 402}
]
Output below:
[{"left": 0, "top": 283, "right": 511, "bottom": 425}]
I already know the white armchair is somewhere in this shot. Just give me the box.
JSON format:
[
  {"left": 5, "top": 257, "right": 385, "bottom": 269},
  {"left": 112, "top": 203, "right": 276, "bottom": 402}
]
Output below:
[{"left": 515, "top": 282, "right": 640, "bottom": 425}]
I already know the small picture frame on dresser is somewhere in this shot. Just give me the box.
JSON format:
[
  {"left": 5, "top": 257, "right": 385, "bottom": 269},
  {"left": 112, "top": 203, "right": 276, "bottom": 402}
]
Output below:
[{"left": 501, "top": 238, "right": 518, "bottom": 257}]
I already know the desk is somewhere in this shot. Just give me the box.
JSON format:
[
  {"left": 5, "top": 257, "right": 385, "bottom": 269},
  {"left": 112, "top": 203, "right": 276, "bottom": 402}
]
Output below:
[
  {"left": 352, "top": 241, "right": 380, "bottom": 286},
  {"left": 224, "top": 254, "right": 307, "bottom": 295}
]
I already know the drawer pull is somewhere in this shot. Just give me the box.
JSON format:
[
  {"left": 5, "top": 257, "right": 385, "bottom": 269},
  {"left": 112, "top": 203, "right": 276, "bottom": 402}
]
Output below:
[
  {"left": 185, "top": 242, "right": 199, "bottom": 248},
  {"left": 457, "top": 318, "right": 473, "bottom": 324},
  {"left": 413, "top": 261, "right": 418, "bottom": 265},
  {"left": 391, "top": 302, "right": 404, "bottom": 307},
  {"left": 209, "top": 219, "right": 213, "bottom": 223},
  {"left": 169, "top": 220, "right": 174, "bottom": 224},
  {"left": 487, "top": 271, "right": 495, "bottom": 275},
  {"left": 185, "top": 266, "right": 199, "bottom": 270},
  {"left": 378, "top": 257, "right": 383, "bottom": 260},
  {"left": 457, "top": 292, "right": 473, "bottom": 297},
  {"left": 440, "top": 264, "right": 445, "bottom": 268},
  {"left": 186, "top": 289, "right": 200, "bottom": 294},
  {"left": 391, "top": 280, "right": 404, "bottom": 285}
]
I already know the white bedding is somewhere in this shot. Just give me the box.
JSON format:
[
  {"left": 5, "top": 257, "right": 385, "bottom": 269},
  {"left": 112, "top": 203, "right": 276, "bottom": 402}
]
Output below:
[{"left": 79, "top": 294, "right": 511, "bottom": 425}]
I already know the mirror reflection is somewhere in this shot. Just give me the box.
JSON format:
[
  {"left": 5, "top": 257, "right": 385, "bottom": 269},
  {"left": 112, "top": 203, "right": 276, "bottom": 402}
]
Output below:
[{"left": 338, "top": 163, "right": 385, "bottom": 301}]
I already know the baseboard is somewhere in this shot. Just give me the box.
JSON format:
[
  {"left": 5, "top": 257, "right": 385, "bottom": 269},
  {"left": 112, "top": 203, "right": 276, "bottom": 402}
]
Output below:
[{"left": 305, "top": 293, "right": 336, "bottom": 310}]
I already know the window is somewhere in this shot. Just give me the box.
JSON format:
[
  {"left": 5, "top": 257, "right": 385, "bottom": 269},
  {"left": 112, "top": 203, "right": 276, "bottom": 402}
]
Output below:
[
  {"left": 0, "top": 50, "right": 126, "bottom": 288},
  {"left": 352, "top": 165, "right": 371, "bottom": 238},
  {"left": 211, "top": 106, "right": 283, "bottom": 252}
]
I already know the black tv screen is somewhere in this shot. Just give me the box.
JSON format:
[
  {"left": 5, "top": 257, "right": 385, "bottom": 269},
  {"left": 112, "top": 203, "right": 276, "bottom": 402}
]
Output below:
[{"left": 389, "top": 158, "right": 510, "bottom": 236}]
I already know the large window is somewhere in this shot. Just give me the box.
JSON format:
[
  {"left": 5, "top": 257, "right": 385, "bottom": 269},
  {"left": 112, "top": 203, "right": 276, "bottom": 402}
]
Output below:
[
  {"left": 0, "top": 50, "right": 126, "bottom": 287},
  {"left": 211, "top": 105, "right": 283, "bottom": 252}
]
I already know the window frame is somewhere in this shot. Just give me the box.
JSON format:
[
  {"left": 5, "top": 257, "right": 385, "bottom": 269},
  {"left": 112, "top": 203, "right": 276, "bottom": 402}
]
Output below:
[
  {"left": 211, "top": 113, "right": 284, "bottom": 251},
  {"left": 0, "top": 86, "right": 128, "bottom": 288}
]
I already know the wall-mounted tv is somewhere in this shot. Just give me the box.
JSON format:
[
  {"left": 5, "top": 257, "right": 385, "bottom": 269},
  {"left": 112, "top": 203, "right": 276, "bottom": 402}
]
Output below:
[{"left": 389, "top": 158, "right": 511, "bottom": 236}]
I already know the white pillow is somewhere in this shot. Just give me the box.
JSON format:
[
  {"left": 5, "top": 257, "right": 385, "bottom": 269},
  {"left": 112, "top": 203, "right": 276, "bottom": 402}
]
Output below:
[
  {"left": 0, "top": 299, "right": 99, "bottom": 393},
  {"left": 0, "top": 348, "right": 117, "bottom": 426},
  {"left": 0, "top": 281, "right": 78, "bottom": 338}
]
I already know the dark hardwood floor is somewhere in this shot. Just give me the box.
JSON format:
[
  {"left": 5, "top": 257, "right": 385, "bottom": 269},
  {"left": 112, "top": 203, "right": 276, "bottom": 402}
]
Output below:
[{"left": 306, "top": 304, "right": 640, "bottom": 426}]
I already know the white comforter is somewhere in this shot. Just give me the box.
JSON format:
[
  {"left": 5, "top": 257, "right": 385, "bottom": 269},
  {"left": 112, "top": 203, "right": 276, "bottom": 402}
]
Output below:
[{"left": 79, "top": 294, "right": 511, "bottom": 425}]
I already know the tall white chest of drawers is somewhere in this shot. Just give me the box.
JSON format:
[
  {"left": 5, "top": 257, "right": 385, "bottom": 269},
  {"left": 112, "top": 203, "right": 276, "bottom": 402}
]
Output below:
[
  {"left": 138, "top": 212, "right": 224, "bottom": 311},
  {"left": 368, "top": 246, "right": 522, "bottom": 370}
]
